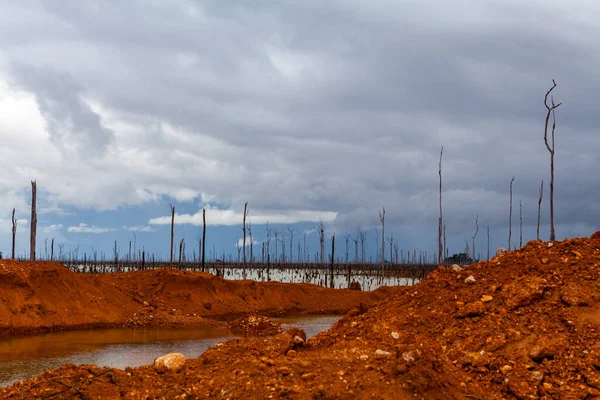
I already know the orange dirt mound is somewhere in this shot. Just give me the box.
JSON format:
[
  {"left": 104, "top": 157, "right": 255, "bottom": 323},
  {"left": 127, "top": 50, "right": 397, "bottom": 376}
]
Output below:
[
  {"left": 0, "top": 260, "right": 395, "bottom": 336},
  {"left": 4, "top": 234, "right": 600, "bottom": 398}
]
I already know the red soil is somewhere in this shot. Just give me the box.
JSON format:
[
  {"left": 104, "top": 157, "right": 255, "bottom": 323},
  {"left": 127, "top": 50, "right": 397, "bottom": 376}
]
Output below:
[
  {"left": 0, "top": 261, "right": 396, "bottom": 336},
  {"left": 4, "top": 234, "right": 600, "bottom": 398}
]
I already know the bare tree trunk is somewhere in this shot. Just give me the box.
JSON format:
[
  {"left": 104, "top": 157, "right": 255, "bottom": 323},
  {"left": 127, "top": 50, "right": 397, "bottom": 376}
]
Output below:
[
  {"left": 472, "top": 214, "right": 478, "bottom": 260},
  {"left": 318, "top": 220, "right": 325, "bottom": 264},
  {"left": 242, "top": 202, "right": 248, "bottom": 267},
  {"left": 249, "top": 221, "right": 253, "bottom": 264},
  {"left": 202, "top": 208, "right": 206, "bottom": 271},
  {"left": 344, "top": 233, "right": 350, "bottom": 264},
  {"left": 508, "top": 177, "right": 515, "bottom": 250},
  {"left": 30, "top": 181, "right": 37, "bottom": 261},
  {"left": 287, "top": 227, "right": 295, "bottom": 263},
  {"left": 51, "top": 238, "right": 54, "bottom": 261},
  {"left": 519, "top": 200, "right": 523, "bottom": 248},
  {"left": 179, "top": 238, "right": 184, "bottom": 265},
  {"left": 169, "top": 204, "right": 175, "bottom": 264},
  {"left": 11, "top": 208, "right": 16, "bottom": 260},
  {"left": 537, "top": 180, "right": 544, "bottom": 240},
  {"left": 443, "top": 224, "right": 447, "bottom": 261},
  {"left": 330, "top": 233, "right": 335, "bottom": 288},
  {"left": 438, "top": 146, "right": 444, "bottom": 264},
  {"left": 544, "top": 80, "right": 561, "bottom": 241},
  {"left": 379, "top": 207, "right": 385, "bottom": 263}
]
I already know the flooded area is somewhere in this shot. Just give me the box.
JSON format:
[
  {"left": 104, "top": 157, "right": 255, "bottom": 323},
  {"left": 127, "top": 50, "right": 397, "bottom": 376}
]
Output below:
[{"left": 0, "top": 315, "right": 341, "bottom": 387}]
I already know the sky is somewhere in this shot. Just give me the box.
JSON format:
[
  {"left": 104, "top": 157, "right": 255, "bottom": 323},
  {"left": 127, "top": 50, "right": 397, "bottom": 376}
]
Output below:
[{"left": 0, "top": 0, "right": 599, "bottom": 263}]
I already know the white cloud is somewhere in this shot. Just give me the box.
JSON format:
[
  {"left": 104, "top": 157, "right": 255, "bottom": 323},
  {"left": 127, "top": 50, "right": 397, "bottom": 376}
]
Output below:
[
  {"left": 67, "top": 223, "right": 115, "bottom": 234},
  {"left": 40, "top": 224, "right": 62, "bottom": 233},
  {"left": 123, "top": 225, "right": 154, "bottom": 232},
  {"left": 148, "top": 205, "right": 337, "bottom": 227},
  {"left": 236, "top": 237, "right": 258, "bottom": 248}
]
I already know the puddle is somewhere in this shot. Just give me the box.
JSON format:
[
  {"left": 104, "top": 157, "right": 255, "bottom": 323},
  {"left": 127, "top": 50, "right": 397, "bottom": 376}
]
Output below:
[{"left": 0, "top": 314, "right": 341, "bottom": 387}]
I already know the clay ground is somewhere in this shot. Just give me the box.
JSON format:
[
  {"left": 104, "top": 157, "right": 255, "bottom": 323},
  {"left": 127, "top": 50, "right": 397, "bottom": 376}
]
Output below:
[
  {"left": 0, "top": 261, "right": 397, "bottom": 336},
  {"left": 4, "top": 233, "right": 600, "bottom": 398}
]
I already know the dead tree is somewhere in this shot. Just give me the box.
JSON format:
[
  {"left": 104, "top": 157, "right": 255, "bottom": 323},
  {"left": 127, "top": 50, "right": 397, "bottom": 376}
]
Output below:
[
  {"left": 330, "top": 233, "right": 335, "bottom": 288},
  {"left": 344, "top": 232, "right": 350, "bottom": 264},
  {"left": 287, "top": 226, "right": 295, "bottom": 263},
  {"left": 11, "top": 208, "right": 17, "bottom": 260},
  {"left": 201, "top": 207, "right": 206, "bottom": 271},
  {"left": 472, "top": 214, "right": 478, "bottom": 260},
  {"left": 508, "top": 176, "right": 515, "bottom": 250},
  {"left": 537, "top": 180, "right": 544, "bottom": 240},
  {"left": 438, "top": 146, "right": 444, "bottom": 264},
  {"left": 51, "top": 238, "right": 54, "bottom": 261},
  {"left": 519, "top": 200, "right": 523, "bottom": 248},
  {"left": 379, "top": 207, "right": 385, "bottom": 263},
  {"left": 169, "top": 204, "right": 175, "bottom": 264},
  {"left": 30, "top": 180, "right": 37, "bottom": 261},
  {"left": 242, "top": 202, "right": 248, "bottom": 266},
  {"left": 179, "top": 238, "right": 184, "bottom": 264},
  {"left": 248, "top": 220, "right": 253, "bottom": 264},
  {"left": 317, "top": 220, "right": 325, "bottom": 264},
  {"left": 359, "top": 230, "right": 366, "bottom": 263},
  {"left": 544, "top": 80, "right": 561, "bottom": 241},
  {"left": 443, "top": 224, "right": 447, "bottom": 260},
  {"left": 387, "top": 236, "right": 393, "bottom": 263}
]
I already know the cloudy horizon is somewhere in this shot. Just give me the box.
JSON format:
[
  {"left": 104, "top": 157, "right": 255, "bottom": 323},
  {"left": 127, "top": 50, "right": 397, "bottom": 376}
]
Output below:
[{"left": 0, "top": 1, "right": 599, "bottom": 262}]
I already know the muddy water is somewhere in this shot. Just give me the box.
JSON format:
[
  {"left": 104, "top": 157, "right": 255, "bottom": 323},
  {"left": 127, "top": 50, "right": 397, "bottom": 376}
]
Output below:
[{"left": 0, "top": 314, "right": 341, "bottom": 387}]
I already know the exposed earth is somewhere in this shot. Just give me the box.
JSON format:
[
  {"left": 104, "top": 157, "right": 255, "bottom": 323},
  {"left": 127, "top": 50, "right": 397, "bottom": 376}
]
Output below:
[{"left": 3, "top": 234, "right": 600, "bottom": 398}]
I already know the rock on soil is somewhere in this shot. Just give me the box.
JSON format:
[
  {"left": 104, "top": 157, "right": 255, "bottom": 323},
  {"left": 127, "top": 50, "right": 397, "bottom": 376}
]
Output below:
[
  {"left": 153, "top": 353, "right": 186, "bottom": 373},
  {"left": 6, "top": 234, "right": 600, "bottom": 398}
]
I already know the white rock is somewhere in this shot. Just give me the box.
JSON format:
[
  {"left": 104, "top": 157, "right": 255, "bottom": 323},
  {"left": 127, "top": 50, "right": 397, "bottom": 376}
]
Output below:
[
  {"left": 154, "top": 353, "right": 186, "bottom": 373},
  {"left": 375, "top": 349, "right": 392, "bottom": 356},
  {"left": 465, "top": 275, "right": 476, "bottom": 284},
  {"left": 391, "top": 332, "right": 400, "bottom": 340},
  {"left": 451, "top": 264, "right": 462, "bottom": 272}
]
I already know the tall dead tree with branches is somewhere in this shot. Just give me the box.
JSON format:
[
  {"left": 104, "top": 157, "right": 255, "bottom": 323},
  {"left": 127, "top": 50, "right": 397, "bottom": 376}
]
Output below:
[
  {"left": 472, "top": 214, "right": 478, "bottom": 260},
  {"left": 11, "top": 208, "right": 17, "bottom": 260},
  {"left": 318, "top": 220, "right": 325, "bottom": 264},
  {"left": 537, "top": 180, "right": 543, "bottom": 240},
  {"left": 544, "top": 80, "right": 561, "bottom": 241},
  {"left": 379, "top": 207, "right": 385, "bottom": 263},
  {"left": 201, "top": 208, "right": 206, "bottom": 271},
  {"left": 30, "top": 180, "right": 37, "bottom": 261},
  {"left": 169, "top": 204, "right": 175, "bottom": 264},
  {"left": 508, "top": 177, "right": 515, "bottom": 250},
  {"left": 438, "top": 146, "right": 444, "bottom": 264}
]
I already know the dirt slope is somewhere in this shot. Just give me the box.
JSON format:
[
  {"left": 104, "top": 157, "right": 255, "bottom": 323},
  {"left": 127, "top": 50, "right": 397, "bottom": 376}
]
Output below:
[
  {"left": 0, "top": 261, "right": 393, "bottom": 336},
  {"left": 5, "top": 235, "right": 600, "bottom": 399}
]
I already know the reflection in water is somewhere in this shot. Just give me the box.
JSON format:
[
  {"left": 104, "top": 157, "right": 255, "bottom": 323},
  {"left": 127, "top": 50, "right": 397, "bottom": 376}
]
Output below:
[{"left": 0, "top": 315, "right": 341, "bottom": 387}]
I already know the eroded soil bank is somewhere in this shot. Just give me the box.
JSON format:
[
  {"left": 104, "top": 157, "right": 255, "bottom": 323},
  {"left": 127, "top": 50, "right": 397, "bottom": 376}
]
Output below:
[
  {"left": 0, "top": 261, "right": 396, "bottom": 336},
  {"left": 5, "top": 234, "right": 600, "bottom": 398}
]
